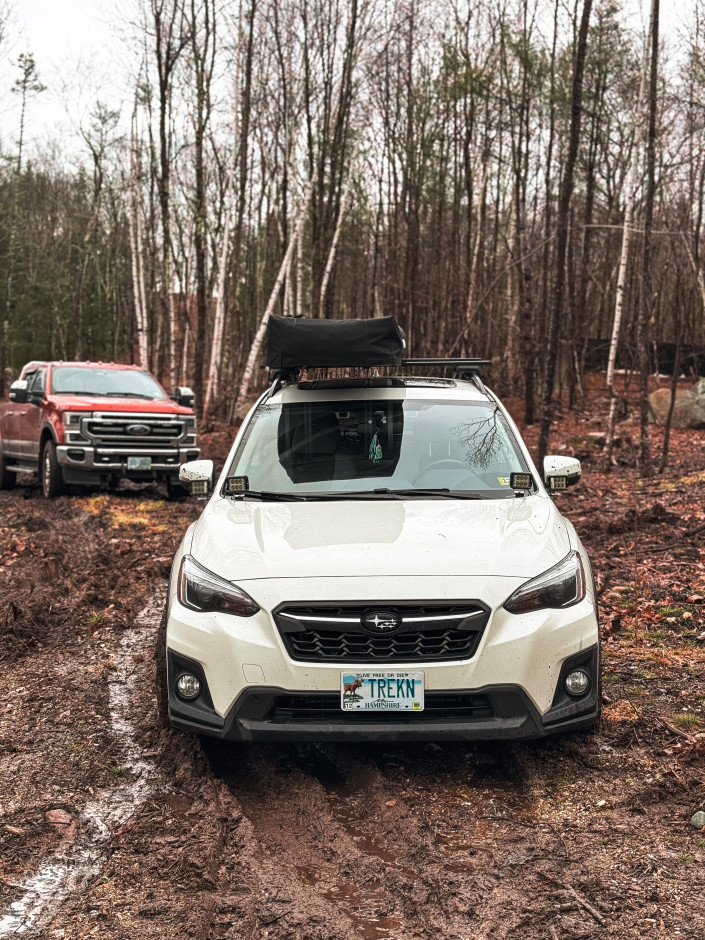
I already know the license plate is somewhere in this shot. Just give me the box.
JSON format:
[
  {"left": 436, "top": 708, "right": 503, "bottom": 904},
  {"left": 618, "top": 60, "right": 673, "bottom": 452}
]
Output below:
[
  {"left": 127, "top": 456, "right": 152, "bottom": 470},
  {"left": 341, "top": 671, "right": 424, "bottom": 711}
]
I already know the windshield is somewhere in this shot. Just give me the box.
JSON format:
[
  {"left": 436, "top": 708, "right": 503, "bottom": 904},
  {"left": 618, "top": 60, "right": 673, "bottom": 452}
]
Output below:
[
  {"left": 226, "top": 396, "right": 530, "bottom": 498},
  {"left": 51, "top": 366, "right": 166, "bottom": 400}
]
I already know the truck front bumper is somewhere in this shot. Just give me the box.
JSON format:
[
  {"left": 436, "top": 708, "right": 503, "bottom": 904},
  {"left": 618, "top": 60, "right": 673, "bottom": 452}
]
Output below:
[{"left": 56, "top": 444, "right": 200, "bottom": 481}]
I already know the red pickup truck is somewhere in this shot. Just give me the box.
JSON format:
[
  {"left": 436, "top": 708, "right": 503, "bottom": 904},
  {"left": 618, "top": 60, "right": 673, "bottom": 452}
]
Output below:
[{"left": 0, "top": 361, "right": 199, "bottom": 497}]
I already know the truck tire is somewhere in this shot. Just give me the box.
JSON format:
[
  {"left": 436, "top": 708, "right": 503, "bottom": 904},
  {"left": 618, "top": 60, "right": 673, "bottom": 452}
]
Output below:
[
  {"left": 165, "top": 476, "right": 185, "bottom": 500},
  {"left": 0, "top": 450, "right": 16, "bottom": 490},
  {"left": 41, "top": 440, "right": 67, "bottom": 498}
]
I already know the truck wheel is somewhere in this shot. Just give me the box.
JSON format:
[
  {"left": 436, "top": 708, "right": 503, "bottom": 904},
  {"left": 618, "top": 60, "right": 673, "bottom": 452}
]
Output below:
[
  {"left": 165, "top": 476, "right": 184, "bottom": 500},
  {"left": 41, "top": 440, "right": 67, "bottom": 498},
  {"left": 0, "top": 451, "right": 16, "bottom": 490}
]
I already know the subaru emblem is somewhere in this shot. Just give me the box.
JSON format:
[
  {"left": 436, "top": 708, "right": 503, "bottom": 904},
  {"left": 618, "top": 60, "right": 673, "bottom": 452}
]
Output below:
[{"left": 362, "top": 610, "right": 402, "bottom": 634}]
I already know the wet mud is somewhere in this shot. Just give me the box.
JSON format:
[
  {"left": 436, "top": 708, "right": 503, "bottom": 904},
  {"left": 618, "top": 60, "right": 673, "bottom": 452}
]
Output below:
[{"left": 2, "top": 409, "right": 705, "bottom": 937}]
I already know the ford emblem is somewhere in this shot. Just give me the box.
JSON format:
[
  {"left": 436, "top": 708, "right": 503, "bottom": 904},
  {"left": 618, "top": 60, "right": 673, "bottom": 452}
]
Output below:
[
  {"left": 362, "top": 610, "right": 402, "bottom": 634},
  {"left": 126, "top": 423, "right": 150, "bottom": 435}
]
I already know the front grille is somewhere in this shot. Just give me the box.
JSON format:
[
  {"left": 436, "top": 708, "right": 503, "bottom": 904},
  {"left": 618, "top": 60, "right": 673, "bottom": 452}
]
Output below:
[
  {"left": 271, "top": 692, "right": 493, "bottom": 723},
  {"left": 82, "top": 413, "right": 187, "bottom": 447},
  {"left": 274, "top": 603, "right": 489, "bottom": 664}
]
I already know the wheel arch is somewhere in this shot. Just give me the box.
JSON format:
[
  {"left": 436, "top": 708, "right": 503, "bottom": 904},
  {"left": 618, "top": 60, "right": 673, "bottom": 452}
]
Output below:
[{"left": 39, "top": 424, "right": 58, "bottom": 453}]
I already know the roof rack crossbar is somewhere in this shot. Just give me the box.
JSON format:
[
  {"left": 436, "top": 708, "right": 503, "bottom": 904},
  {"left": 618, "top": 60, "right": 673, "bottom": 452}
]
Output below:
[
  {"left": 401, "top": 358, "right": 490, "bottom": 392},
  {"left": 401, "top": 358, "right": 490, "bottom": 368}
]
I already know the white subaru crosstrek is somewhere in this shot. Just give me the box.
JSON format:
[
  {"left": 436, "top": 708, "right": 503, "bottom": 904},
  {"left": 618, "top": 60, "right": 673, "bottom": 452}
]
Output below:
[{"left": 162, "top": 358, "right": 599, "bottom": 742}]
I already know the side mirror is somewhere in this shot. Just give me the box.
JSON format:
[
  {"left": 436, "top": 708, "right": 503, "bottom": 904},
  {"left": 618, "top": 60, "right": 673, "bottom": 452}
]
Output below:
[
  {"left": 543, "top": 455, "right": 581, "bottom": 491},
  {"left": 9, "top": 379, "right": 28, "bottom": 404},
  {"left": 179, "top": 459, "right": 214, "bottom": 496},
  {"left": 172, "top": 386, "right": 195, "bottom": 409}
]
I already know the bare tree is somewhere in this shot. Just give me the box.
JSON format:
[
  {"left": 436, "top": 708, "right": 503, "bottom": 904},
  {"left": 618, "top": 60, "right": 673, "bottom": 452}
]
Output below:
[
  {"left": 636, "top": 0, "right": 660, "bottom": 477},
  {"left": 2, "top": 53, "right": 45, "bottom": 396},
  {"left": 537, "top": 0, "right": 593, "bottom": 465}
]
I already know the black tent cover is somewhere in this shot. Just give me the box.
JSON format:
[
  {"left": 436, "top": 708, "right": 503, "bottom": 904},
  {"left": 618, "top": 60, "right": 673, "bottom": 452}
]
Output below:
[{"left": 264, "top": 315, "right": 406, "bottom": 370}]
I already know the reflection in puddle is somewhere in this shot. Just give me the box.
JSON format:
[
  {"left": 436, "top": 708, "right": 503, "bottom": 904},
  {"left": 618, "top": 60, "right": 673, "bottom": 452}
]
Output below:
[
  {"left": 162, "top": 792, "right": 193, "bottom": 815},
  {"left": 326, "top": 794, "right": 419, "bottom": 880},
  {"left": 296, "top": 865, "right": 321, "bottom": 886},
  {"left": 322, "top": 880, "right": 401, "bottom": 940}
]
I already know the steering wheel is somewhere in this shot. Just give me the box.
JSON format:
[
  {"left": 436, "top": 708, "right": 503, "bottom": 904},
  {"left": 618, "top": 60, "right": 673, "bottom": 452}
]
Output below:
[{"left": 412, "top": 459, "right": 467, "bottom": 484}]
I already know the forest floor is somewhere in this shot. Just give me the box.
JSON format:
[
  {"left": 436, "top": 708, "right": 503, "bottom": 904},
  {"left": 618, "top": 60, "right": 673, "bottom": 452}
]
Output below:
[{"left": 1, "top": 376, "right": 705, "bottom": 940}]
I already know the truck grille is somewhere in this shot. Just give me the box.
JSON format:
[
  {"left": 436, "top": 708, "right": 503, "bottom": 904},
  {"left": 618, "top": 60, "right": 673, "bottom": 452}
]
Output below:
[
  {"left": 82, "top": 413, "right": 189, "bottom": 448},
  {"left": 273, "top": 603, "right": 490, "bottom": 664},
  {"left": 271, "top": 692, "right": 493, "bottom": 722}
]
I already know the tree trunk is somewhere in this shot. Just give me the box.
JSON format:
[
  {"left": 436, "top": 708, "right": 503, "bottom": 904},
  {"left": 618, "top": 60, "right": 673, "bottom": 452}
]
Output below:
[
  {"left": 233, "top": 183, "right": 313, "bottom": 416},
  {"left": 319, "top": 173, "right": 352, "bottom": 318},
  {"left": 537, "top": 0, "right": 593, "bottom": 465},
  {"left": 637, "top": 0, "right": 660, "bottom": 477}
]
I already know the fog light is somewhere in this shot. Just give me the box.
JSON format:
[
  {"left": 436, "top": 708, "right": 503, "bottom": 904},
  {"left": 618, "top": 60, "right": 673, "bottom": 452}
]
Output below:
[
  {"left": 565, "top": 669, "right": 590, "bottom": 697},
  {"left": 175, "top": 672, "right": 201, "bottom": 700}
]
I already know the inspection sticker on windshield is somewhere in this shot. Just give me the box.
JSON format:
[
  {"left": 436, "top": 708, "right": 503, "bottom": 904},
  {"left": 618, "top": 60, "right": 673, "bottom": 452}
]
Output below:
[{"left": 341, "top": 672, "right": 424, "bottom": 711}]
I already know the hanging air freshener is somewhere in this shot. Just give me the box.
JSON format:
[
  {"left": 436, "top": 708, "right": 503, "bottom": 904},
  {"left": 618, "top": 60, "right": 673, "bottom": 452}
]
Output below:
[{"left": 369, "top": 432, "right": 383, "bottom": 463}]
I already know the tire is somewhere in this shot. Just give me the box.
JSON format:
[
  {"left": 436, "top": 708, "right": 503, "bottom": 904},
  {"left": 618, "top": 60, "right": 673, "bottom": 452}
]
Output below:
[
  {"left": 41, "top": 440, "right": 67, "bottom": 498},
  {"left": 165, "top": 476, "right": 183, "bottom": 500},
  {"left": 0, "top": 449, "right": 16, "bottom": 490}
]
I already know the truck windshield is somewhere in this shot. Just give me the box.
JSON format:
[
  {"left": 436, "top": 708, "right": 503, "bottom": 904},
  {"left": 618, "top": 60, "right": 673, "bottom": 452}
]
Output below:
[
  {"left": 51, "top": 367, "right": 166, "bottom": 400},
  {"left": 227, "top": 397, "right": 529, "bottom": 498}
]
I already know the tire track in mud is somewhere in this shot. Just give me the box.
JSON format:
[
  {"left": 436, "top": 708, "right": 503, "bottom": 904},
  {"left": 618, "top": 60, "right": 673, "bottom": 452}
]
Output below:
[
  {"left": 0, "top": 596, "right": 164, "bottom": 936},
  {"left": 208, "top": 738, "right": 598, "bottom": 940},
  {"left": 206, "top": 740, "right": 531, "bottom": 939}
]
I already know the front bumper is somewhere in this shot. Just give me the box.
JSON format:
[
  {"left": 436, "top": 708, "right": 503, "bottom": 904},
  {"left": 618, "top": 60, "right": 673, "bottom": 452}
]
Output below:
[
  {"left": 167, "top": 644, "right": 600, "bottom": 742},
  {"left": 56, "top": 444, "right": 199, "bottom": 480}
]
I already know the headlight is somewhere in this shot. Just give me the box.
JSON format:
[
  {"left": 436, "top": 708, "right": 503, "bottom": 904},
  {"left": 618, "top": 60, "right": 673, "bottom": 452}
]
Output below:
[
  {"left": 177, "top": 554, "right": 259, "bottom": 616},
  {"left": 504, "top": 551, "right": 586, "bottom": 614},
  {"left": 63, "top": 411, "right": 89, "bottom": 427}
]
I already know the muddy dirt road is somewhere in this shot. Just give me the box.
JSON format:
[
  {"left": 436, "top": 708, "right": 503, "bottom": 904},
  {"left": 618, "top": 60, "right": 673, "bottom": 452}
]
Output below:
[{"left": 2, "top": 411, "right": 705, "bottom": 939}]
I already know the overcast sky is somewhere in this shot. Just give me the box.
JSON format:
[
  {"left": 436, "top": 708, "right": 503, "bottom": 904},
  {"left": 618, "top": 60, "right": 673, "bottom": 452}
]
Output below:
[
  {"left": 1, "top": 0, "right": 119, "bottom": 156},
  {"left": 0, "top": 0, "right": 690, "bottom": 162}
]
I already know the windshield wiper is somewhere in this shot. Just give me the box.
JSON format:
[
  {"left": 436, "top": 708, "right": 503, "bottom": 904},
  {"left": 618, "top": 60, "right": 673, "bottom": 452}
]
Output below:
[
  {"left": 232, "top": 488, "right": 486, "bottom": 502},
  {"left": 238, "top": 490, "right": 311, "bottom": 501},
  {"left": 302, "top": 488, "right": 483, "bottom": 500},
  {"left": 374, "top": 488, "right": 483, "bottom": 500},
  {"left": 105, "top": 392, "right": 158, "bottom": 399}
]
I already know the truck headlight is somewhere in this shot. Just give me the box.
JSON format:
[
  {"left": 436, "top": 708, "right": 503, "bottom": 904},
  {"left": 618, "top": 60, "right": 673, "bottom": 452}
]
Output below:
[
  {"left": 177, "top": 554, "right": 259, "bottom": 617},
  {"left": 63, "top": 411, "right": 89, "bottom": 427},
  {"left": 504, "top": 551, "right": 586, "bottom": 614}
]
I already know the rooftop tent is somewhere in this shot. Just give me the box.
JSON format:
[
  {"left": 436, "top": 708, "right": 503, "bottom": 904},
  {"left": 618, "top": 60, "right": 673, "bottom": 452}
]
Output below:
[{"left": 264, "top": 315, "right": 406, "bottom": 371}]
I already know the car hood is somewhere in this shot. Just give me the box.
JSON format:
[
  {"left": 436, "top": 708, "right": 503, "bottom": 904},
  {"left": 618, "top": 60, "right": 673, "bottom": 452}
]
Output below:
[
  {"left": 47, "top": 394, "right": 190, "bottom": 414},
  {"left": 189, "top": 495, "right": 572, "bottom": 582}
]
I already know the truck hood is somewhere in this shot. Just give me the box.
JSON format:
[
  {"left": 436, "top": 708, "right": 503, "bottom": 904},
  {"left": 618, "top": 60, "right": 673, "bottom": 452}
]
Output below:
[
  {"left": 47, "top": 394, "right": 190, "bottom": 414},
  {"left": 189, "top": 495, "right": 572, "bottom": 583}
]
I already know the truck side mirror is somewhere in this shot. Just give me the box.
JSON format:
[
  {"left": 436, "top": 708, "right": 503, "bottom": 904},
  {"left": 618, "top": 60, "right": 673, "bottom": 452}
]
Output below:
[
  {"left": 9, "top": 379, "right": 28, "bottom": 404},
  {"left": 179, "top": 459, "right": 214, "bottom": 496},
  {"left": 172, "top": 386, "right": 195, "bottom": 408},
  {"left": 543, "top": 455, "right": 581, "bottom": 491}
]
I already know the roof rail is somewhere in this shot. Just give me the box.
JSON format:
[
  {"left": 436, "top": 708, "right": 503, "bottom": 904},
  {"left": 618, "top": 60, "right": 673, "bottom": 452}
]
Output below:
[
  {"left": 264, "top": 358, "right": 492, "bottom": 394},
  {"left": 401, "top": 358, "right": 490, "bottom": 369},
  {"left": 401, "top": 358, "right": 490, "bottom": 391}
]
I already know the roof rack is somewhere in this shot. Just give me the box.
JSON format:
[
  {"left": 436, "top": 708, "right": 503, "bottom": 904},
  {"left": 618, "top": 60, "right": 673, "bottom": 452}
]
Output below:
[
  {"left": 401, "top": 358, "right": 489, "bottom": 373},
  {"left": 401, "top": 358, "right": 490, "bottom": 392},
  {"left": 264, "top": 358, "right": 491, "bottom": 400}
]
